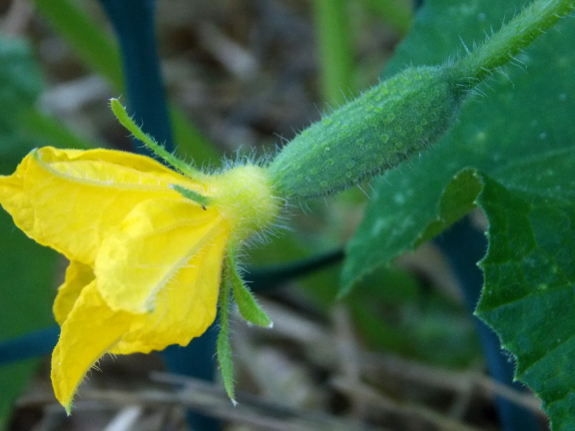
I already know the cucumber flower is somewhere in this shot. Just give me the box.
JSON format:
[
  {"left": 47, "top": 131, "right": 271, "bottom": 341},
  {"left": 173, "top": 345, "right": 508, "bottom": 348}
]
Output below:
[{"left": 0, "top": 101, "right": 279, "bottom": 413}]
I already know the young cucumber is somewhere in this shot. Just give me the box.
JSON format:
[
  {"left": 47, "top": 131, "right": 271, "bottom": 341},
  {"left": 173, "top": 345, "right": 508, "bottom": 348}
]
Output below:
[
  {"left": 268, "top": 0, "right": 575, "bottom": 200},
  {"left": 268, "top": 66, "right": 463, "bottom": 199}
]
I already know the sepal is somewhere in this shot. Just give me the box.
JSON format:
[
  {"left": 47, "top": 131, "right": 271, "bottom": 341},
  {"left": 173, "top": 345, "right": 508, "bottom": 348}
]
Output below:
[
  {"left": 216, "top": 281, "right": 236, "bottom": 404},
  {"left": 227, "top": 251, "right": 273, "bottom": 328},
  {"left": 171, "top": 184, "right": 211, "bottom": 208},
  {"left": 110, "top": 98, "right": 203, "bottom": 180}
]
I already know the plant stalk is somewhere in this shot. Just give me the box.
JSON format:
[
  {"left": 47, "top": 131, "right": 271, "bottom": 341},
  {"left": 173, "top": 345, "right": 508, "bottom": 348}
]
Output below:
[{"left": 454, "top": 0, "right": 575, "bottom": 86}]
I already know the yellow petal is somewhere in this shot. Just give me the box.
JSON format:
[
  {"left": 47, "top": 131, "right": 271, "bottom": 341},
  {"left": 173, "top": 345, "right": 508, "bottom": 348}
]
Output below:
[
  {"left": 111, "top": 227, "right": 228, "bottom": 354},
  {"left": 95, "top": 198, "right": 225, "bottom": 313},
  {"left": 53, "top": 261, "right": 95, "bottom": 326},
  {"left": 0, "top": 147, "right": 204, "bottom": 265},
  {"left": 51, "top": 281, "right": 133, "bottom": 413}
]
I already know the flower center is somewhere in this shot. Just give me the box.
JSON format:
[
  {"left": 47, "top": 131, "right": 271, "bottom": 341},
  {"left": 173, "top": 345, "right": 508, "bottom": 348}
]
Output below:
[{"left": 209, "top": 164, "right": 280, "bottom": 243}]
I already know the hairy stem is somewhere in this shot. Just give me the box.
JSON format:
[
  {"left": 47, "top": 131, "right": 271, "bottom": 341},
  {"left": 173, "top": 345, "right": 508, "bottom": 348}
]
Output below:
[{"left": 454, "top": 0, "right": 575, "bottom": 86}]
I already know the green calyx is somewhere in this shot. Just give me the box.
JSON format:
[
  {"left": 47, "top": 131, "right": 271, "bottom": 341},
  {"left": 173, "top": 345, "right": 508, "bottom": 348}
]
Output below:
[{"left": 217, "top": 249, "right": 273, "bottom": 403}]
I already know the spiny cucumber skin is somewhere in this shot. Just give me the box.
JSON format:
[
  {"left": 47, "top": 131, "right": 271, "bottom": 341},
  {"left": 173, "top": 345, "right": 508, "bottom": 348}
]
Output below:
[{"left": 268, "top": 66, "right": 464, "bottom": 199}]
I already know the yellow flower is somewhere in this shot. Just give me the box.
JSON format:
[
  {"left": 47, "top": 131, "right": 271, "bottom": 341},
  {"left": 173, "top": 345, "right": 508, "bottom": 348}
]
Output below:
[{"left": 0, "top": 145, "right": 279, "bottom": 413}]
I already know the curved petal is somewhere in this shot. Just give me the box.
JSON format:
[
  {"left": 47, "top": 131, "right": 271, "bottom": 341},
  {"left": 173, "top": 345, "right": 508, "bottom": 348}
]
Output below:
[
  {"left": 53, "top": 261, "right": 95, "bottom": 326},
  {"left": 51, "top": 281, "right": 133, "bottom": 413},
  {"left": 111, "top": 228, "right": 228, "bottom": 354},
  {"left": 0, "top": 147, "right": 204, "bottom": 264},
  {"left": 95, "top": 198, "right": 226, "bottom": 313}
]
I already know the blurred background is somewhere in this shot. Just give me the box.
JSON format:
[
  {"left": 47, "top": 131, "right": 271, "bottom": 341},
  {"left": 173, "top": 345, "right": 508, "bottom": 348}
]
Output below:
[{"left": 0, "top": 0, "right": 545, "bottom": 430}]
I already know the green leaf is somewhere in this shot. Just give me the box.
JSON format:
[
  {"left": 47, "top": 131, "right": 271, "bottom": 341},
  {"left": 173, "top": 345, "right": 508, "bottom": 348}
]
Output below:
[
  {"left": 475, "top": 172, "right": 575, "bottom": 431},
  {"left": 341, "top": 0, "right": 575, "bottom": 428},
  {"left": 0, "top": 37, "right": 59, "bottom": 429}
]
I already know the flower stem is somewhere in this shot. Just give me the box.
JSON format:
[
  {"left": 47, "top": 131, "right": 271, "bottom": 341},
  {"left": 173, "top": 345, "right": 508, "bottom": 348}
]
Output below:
[{"left": 453, "top": 0, "right": 575, "bottom": 87}]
